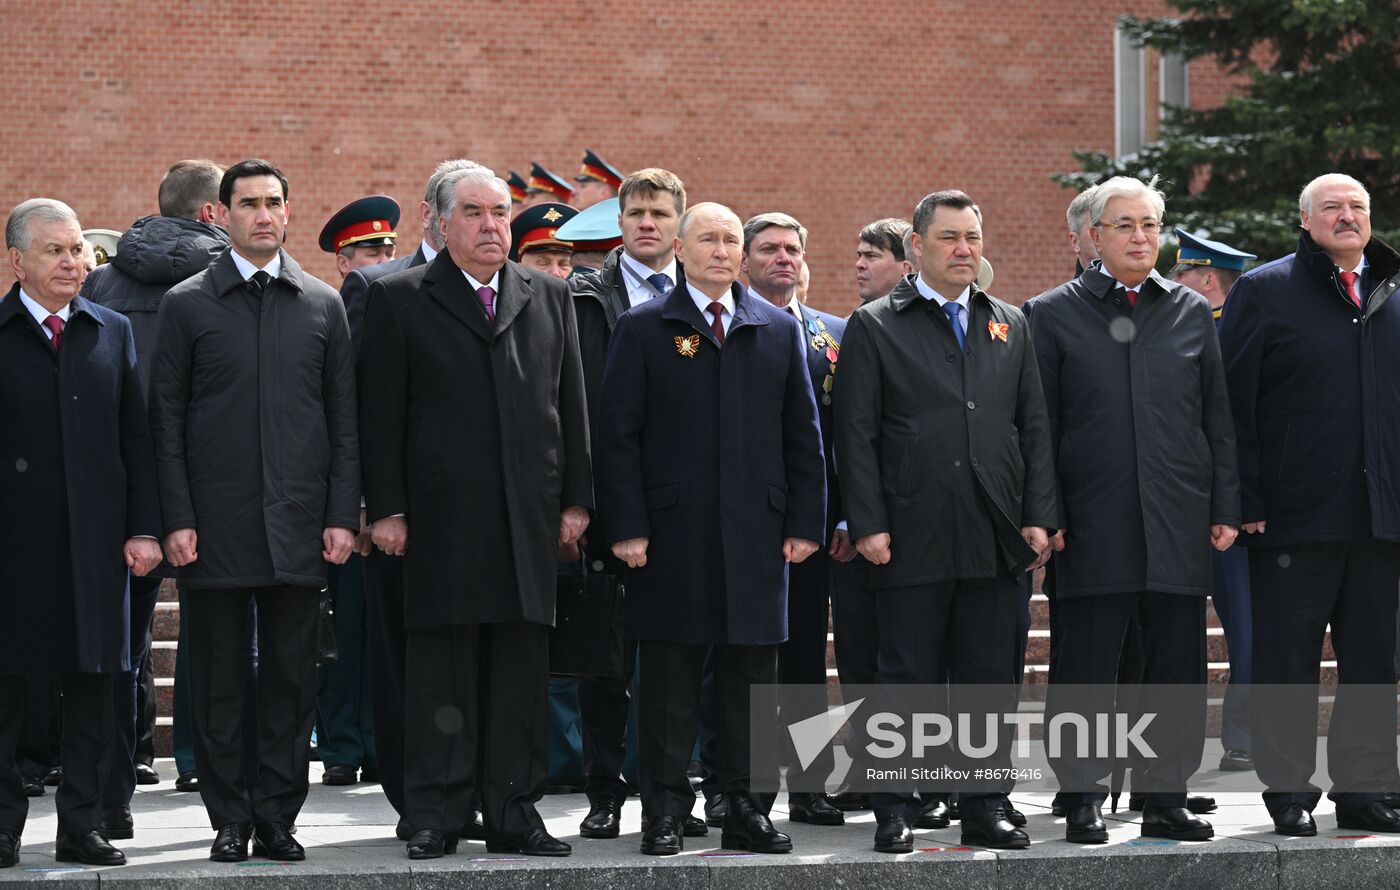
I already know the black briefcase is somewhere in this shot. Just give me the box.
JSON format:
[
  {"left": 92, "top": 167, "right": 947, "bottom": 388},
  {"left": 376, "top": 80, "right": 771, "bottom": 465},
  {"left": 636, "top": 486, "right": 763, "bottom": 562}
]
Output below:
[
  {"left": 315, "top": 588, "right": 338, "bottom": 666},
  {"left": 550, "top": 557, "right": 625, "bottom": 681}
]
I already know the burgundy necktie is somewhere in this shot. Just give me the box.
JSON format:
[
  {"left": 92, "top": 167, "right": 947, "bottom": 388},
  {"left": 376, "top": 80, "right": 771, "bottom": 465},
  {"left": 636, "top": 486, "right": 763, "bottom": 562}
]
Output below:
[
  {"left": 707, "top": 302, "right": 725, "bottom": 346},
  {"left": 1339, "top": 270, "right": 1361, "bottom": 308},
  {"left": 43, "top": 315, "right": 64, "bottom": 351},
  {"left": 477, "top": 285, "right": 496, "bottom": 321},
  {"left": 1125, "top": 288, "right": 1138, "bottom": 309}
]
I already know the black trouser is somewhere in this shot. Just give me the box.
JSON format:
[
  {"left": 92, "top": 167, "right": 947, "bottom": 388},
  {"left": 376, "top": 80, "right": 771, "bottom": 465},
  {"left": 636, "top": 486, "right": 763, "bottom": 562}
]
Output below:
[
  {"left": 780, "top": 549, "right": 835, "bottom": 791},
  {"left": 135, "top": 643, "right": 156, "bottom": 767},
  {"left": 830, "top": 555, "right": 878, "bottom": 686},
  {"left": 0, "top": 672, "right": 114, "bottom": 837},
  {"left": 1250, "top": 540, "right": 1400, "bottom": 817},
  {"left": 104, "top": 572, "right": 162, "bottom": 809},
  {"left": 15, "top": 677, "right": 60, "bottom": 781},
  {"left": 577, "top": 638, "right": 638, "bottom": 805},
  {"left": 1048, "top": 592, "right": 1206, "bottom": 810},
  {"left": 870, "top": 575, "right": 1021, "bottom": 820},
  {"left": 184, "top": 585, "right": 319, "bottom": 829},
  {"left": 638, "top": 640, "right": 777, "bottom": 820},
  {"left": 316, "top": 554, "right": 375, "bottom": 771},
  {"left": 365, "top": 551, "right": 407, "bottom": 817},
  {"left": 403, "top": 622, "right": 549, "bottom": 842}
]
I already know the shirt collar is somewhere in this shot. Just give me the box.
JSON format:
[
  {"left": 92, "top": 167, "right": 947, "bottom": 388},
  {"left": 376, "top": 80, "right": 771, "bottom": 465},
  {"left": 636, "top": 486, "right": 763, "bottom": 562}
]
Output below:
[
  {"left": 620, "top": 251, "right": 677, "bottom": 300},
  {"left": 230, "top": 249, "right": 282, "bottom": 282},
  {"left": 913, "top": 274, "right": 970, "bottom": 309},
  {"left": 18, "top": 288, "right": 70, "bottom": 327},
  {"left": 1341, "top": 255, "right": 1367, "bottom": 277},
  {"left": 786, "top": 295, "right": 805, "bottom": 324},
  {"left": 421, "top": 241, "right": 438, "bottom": 263},
  {"left": 462, "top": 269, "right": 501, "bottom": 293},
  {"left": 688, "top": 281, "right": 735, "bottom": 319}
]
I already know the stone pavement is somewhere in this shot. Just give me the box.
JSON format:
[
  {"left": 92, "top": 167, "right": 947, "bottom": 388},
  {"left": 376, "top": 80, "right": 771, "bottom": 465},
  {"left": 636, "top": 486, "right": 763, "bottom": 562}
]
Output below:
[{"left": 4, "top": 760, "right": 1400, "bottom": 888}]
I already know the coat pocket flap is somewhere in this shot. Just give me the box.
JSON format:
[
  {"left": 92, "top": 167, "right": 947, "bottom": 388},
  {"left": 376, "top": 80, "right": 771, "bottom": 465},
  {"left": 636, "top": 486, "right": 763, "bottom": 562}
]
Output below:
[
  {"left": 644, "top": 482, "right": 678, "bottom": 512},
  {"left": 768, "top": 483, "right": 788, "bottom": 513}
]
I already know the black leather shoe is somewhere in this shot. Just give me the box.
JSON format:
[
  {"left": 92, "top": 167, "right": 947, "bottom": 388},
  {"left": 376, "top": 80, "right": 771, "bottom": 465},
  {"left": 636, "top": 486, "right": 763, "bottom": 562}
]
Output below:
[
  {"left": 544, "top": 774, "right": 586, "bottom": 795},
  {"left": 210, "top": 823, "right": 249, "bottom": 862},
  {"left": 253, "top": 821, "right": 305, "bottom": 860},
  {"left": 641, "top": 816, "right": 682, "bottom": 855},
  {"left": 21, "top": 777, "right": 43, "bottom": 798},
  {"left": 175, "top": 771, "right": 200, "bottom": 793},
  {"left": 322, "top": 764, "right": 359, "bottom": 786},
  {"left": 831, "top": 790, "right": 871, "bottom": 811},
  {"left": 42, "top": 766, "right": 63, "bottom": 787},
  {"left": 486, "top": 828, "right": 571, "bottom": 856},
  {"left": 1065, "top": 803, "right": 1109, "bottom": 844},
  {"left": 873, "top": 816, "right": 914, "bottom": 854},
  {"left": 1219, "top": 749, "right": 1253, "bottom": 772},
  {"left": 1272, "top": 804, "right": 1316, "bottom": 837},
  {"left": 0, "top": 829, "right": 19, "bottom": 868},
  {"left": 1141, "top": 806, "right": 1214, "bottom": 840},
  {"left": 1003, "top": 801, "right": 1028, "bottom": 827},
  {"left": 407, "top": 829, "right": 457, "bottom": 859},
  {"left": 1050, "top": 792, "right": 1068, "bottom": 818},
  {"left": 789, "top": 792, "right": 845, "bottom": 826},
  {"left": 912, "top": 796, "right": 950, "bottom": 829},
  {"left": 395, "top": 818, "right": 412, "bottom": 841},
  {"left": 961, "top": 808, "right": 1030, "bottom": 849},
  {"left": 99, "top": 805, "right": 134, "bottom": 840},
  {"left": 135, "top": 762, "right": 161, "bottom": 785},
  {"left": 721, "top": 795, "right": 791, "bottom": 853},
  {"left": 580, "top": 798, "right": 622, "bottom": 839},
  {"left": 1128, "top": 793, "right": 1217, "bottom": 814},
  {"left": 55, "top": 830, "right": 126, "bottom": 866},
  {"left": 460, "top": 812, "right": 487, "bottom": 841},
  {"left": 704, "top": 792, "right": 728, "bottom": 826},
  {"left": 1337, "top": 801, "right": 1400, "bottom": 833},
  {"left": 681, "top": 813, "right": 708, "bottom": 837}
]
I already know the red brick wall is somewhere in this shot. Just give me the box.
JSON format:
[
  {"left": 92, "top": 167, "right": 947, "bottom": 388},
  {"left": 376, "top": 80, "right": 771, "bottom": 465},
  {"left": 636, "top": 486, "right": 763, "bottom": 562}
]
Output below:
[{"left": 1, "top": 0, "right": 1230, "bottom": 313}]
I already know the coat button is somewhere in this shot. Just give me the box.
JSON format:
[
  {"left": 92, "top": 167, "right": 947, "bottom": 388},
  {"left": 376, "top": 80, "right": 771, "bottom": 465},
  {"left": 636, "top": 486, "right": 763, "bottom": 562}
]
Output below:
[
  {"left": 966, "top": 400, "right": 976, "bottom": 410},
  {"left": 970, "top": 457, "right": 980, "bottom": 468},
  {"left": 946, "top": 354, "right": 955, "bottom": 362},
  {"left": 592, "top": 560, "right": 605, "bottom": 571},
  {"left": 1353, "top": 318, "right": 1359, "bottom": 324}
]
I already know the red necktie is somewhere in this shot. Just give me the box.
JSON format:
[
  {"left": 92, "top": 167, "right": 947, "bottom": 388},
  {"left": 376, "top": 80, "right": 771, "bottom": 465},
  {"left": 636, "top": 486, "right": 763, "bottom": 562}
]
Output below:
[
  {"left": 43, "top": 315, "right": 64, "bottom": 351},
  {"left": 1339, "top": 270, "right": 1361, "bottom": 308},
  {"left": 1125, "top": 288, "right": 1138, "bottom": 309},
  {"left": 707, "top": 302, "right": 725, "bottom": 346}
]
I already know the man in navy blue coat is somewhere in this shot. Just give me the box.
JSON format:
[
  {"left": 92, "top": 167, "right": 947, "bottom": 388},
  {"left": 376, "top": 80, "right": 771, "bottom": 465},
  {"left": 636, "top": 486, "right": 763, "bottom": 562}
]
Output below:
[
  {"left": 597, "top": 202, "right": 826, "bottom": 856},
  {"left": 1219, "top": 173, "right": 1400, "bottom": 837},
  {"left": 0, "top": 198, "right": 163, "bottom": 868},
  {"left": 740, "top": 211, "right": 847, "bottom": 827}
]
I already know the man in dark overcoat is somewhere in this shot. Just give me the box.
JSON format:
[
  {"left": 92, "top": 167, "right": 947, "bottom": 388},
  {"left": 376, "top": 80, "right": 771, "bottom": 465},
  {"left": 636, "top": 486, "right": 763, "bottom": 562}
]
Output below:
[
  {"left": 358, "top": 161, "right": 592, "bottom": 859},
  {"left": 598, "top": 201, "right": 825, "bottom": 856},
  {"left": 1220, "top": 173, "right": 1400, "bottom": 836},
  {"left": 0, "top": 198, "right": 162, "bottom": 868},
  {"left": 149, "top": 159, "right": 361, "bottom": 863},
  {"left": 835, "top": 190, "right": 1057, "bottom": 853},
  {"left": 1030, "top": 176, "right": 1239, "bottom": 844}
]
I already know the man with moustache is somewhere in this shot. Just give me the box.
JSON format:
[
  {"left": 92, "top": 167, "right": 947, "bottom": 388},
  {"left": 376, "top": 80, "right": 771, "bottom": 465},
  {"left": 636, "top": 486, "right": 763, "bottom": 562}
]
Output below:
[
  {"left": 742, "top": 211, "right": 846, "bottom": 827},
  {"left": 1220, "top": 173, "right": 1400, "bottom": 836},
  {"left": 149, "top": 159, "right": 361, "bottom": 863},
  {"left": 0, "top": 198, "right": 163, "bottom": 868},
  {"left": 597, "top": 202, "right": 825, "bottom": 856},
  {"left": 1031, "top": 176, "right": 1239, "bottom": 844},
  {"left": 358, "top": 161, "right": 591, "bottom": 859}
]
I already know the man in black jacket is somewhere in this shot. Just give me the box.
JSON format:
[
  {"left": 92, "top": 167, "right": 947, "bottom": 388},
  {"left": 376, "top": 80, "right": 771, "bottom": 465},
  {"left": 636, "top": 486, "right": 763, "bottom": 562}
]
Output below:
[
  {"left": 149, "top": 159, "right": 360, "bottom": 864},
  {"left": 81, "top": 158, "right": 228, "bottom": 841},
  {"left": 1030, "top": 176, "right": 1239, "bottom": 844},
  {"left": 1219, "top": 172, "right": 1400, "bottom": 837},
  {"left": 835, "top": 190, "right": 1057, "bottom": 853}
]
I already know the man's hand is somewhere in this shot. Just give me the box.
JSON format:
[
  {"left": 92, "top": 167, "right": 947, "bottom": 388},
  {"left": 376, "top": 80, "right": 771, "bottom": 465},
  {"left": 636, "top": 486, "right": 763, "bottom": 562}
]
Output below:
[
  {"left": 163, "top": 528, "right": 198, "bottom": 567},
  {"left": 612, "top": 537, "right": 649, "bottom": 568},
  {"left": 1049, "top": 529, "right": 1067, "bottom": 552},
  {"left": 1211, "top": 524, "right": 1239, "bottom": 551},
  {"left": 354, "top": 509, "right": 373, "bottom": 556},
  {"left": 560, "top": 506, "right": 590, "bottom": 545},
  {"left": 828, "top": 527, "right": 858, "bottom": 563},
  {"left": 124, "top": 538, "right": 163, "bottom": 577},
  {"left": 323, "top": 527, "right": 355, "bottom": 565},
  {"left": 1022, "top": 526, "right": 1050, "bottom": 571},
  {"left": 857, "top": 532, "right": 892, "bottom": 565},
  {"left": 1242, "top": 521, "right": 1266, "bottom": 535},
  {"left": 784, "top": 538, "right": 820, "bottom": 564},
  {"left": 372, "top": 516, "right": 409, "bottom": 556},
  {"left": 558, "top": 541, "right": 581, "bottom": 561}
]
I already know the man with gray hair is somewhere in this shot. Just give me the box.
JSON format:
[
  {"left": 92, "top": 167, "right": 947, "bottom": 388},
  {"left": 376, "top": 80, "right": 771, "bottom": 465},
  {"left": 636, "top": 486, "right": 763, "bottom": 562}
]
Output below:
[
  {"left": 0, "top": 197, "right": 163, "bottom": 867},
  {"left": 1065, "top": 184, "right": 1100, "bottom": 274},
  {"left": 358, "top": 161, "right": 592, "bottom": 859},
  {"left": 1031, "top": 176, "right": 1239, "bottom": 844},
  {"left": 1220, "top": 172, "right": 1400, "bottom": 836}
]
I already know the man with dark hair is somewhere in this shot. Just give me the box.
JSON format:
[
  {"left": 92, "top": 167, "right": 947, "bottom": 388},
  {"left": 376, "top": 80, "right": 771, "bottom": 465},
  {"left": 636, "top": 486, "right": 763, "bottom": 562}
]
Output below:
[
  {"left": 836, "top": 189, "right": 1056, "bottom": 853},
  {"left": 855, "top": 217, "right": 911, "bottom": 304},
  {"left": 150, "top": 158, "right": 360, "bottom": 863},
  {"left": 81, "top": 158, "right": 230, "bottom": 839},
  {"left": 1, "top": 198, "right": 163, "bottom": 868}
]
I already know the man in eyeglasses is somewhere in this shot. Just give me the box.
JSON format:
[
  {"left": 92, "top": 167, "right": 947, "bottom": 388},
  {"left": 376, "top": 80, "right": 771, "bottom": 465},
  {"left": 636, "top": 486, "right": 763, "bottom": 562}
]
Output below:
[{"left": 1028, "top": 176, "right": 1240, "bottom": 844}]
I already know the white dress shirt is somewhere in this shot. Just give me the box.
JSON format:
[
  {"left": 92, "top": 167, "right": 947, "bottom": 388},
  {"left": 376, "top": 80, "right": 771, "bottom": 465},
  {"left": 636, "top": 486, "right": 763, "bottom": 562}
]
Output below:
[
  {"left": 229, "top": 250, "right": 282, "bottom": 282},
  {"left": 914, "top": 275, "right": 970, "bottom": 336},
  {"left": 420, "top": 241, "right": 438, "bottom": 264},
  {"left": 619, "top": 251, "right": 677, "bottom": 309},
  {"left": 18, "top": 288, "right": 71, "bottom": 329},
  {"left": 689, "top": 284, "right": 735, "bottom": 336}
]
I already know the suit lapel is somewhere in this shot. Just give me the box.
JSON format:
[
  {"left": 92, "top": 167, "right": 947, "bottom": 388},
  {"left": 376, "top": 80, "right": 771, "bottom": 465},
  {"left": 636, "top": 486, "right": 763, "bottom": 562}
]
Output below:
[
  {"left": 494, "top": 262, "right": 534, "bottom": 337},
  {"left": 424, "top": 251, "right": 493, "bottom": 342}
]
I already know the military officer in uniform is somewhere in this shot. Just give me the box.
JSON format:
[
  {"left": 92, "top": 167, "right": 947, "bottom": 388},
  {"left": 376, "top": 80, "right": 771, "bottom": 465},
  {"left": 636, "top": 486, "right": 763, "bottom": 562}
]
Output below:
[
  {"left": 522, "top": 162, "right": 573, "bottom": 210},
  {"left": 572, "top": 149, "right": 625, "bottom": 211},
  {"left": 509, "top": 202, "right": 579, "bottom": 281},
  {"left": 556, "top": 197, "right": 623, "bottom": 274}
]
